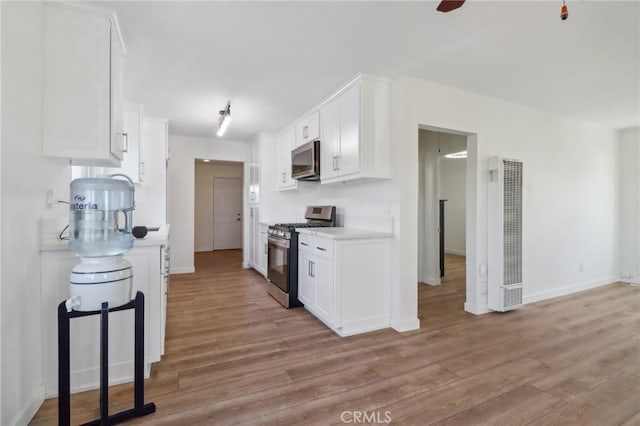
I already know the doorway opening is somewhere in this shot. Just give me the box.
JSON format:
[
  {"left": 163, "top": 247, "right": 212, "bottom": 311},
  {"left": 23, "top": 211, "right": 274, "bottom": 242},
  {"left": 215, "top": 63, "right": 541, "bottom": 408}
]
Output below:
[
  {"left": 417, "top": 128, "right": 474, "bottom": 326},
  {"left": 194, "top": 159, "right": 244, "bottom": 256}
]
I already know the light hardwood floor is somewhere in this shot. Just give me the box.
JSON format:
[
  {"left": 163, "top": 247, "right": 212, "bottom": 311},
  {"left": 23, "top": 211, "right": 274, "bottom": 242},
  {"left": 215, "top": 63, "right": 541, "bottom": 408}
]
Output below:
[{"left": 32, "top": 251, "right": 640, "bottom": 425}]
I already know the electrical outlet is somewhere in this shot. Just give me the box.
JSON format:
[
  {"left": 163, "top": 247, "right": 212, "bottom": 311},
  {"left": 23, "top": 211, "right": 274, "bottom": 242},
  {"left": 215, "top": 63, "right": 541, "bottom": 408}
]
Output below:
[
  {"left": 579, "top": 262, "right": 584, "bottom": 273},
  {"left": 45, "top": 189, "right": 54, "bottom": 209},
  {"left": 479, "top": 263, "right": 487, "bottom": 279}
]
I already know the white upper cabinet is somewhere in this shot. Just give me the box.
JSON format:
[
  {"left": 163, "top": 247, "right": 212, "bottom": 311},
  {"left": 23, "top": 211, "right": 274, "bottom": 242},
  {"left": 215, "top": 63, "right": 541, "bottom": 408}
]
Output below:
[
  {"left": 247, "top": 136, "right": 260, "bottom": 205},
  {"left": 320, "top": 75, "right": 391, "bottom": 184},
  {"left": 295, "top": 110, "right": 320, "bottom": 147},
  {"left": 43, "top": 3, "right": 126, "bottom": 166},
  {"left": 276, "top": 126, "right": 297, "bottom": 191}
]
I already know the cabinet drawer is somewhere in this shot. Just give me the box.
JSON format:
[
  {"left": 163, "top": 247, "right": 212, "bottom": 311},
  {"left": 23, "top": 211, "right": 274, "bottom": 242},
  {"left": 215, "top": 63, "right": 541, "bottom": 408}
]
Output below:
[
  {"left": 313, "top": 237, "right": 334, "bottom": 260},
  {"left": 298, "top": 234, "right": 314, "bottom": 252},
  {"left": 295, "top": 110, "right": 320, "bottom": 147}
]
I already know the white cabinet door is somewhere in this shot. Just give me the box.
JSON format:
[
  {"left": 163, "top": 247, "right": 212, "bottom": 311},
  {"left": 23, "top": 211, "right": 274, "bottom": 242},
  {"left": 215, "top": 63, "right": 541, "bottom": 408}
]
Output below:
[
  {"left": 298, "top": 250, "right": 315, "bottom": 306},
  {"left": 276, "top": 126, "right": 297, "bottom": 190},
  {"left": 133, "top": 117, "right": 168, "bottom": 227},
  {"left": 43, "top": 4, "right": 125, "bottom": 166},
  {"left": 295, "top": 110, "right": 320, "bottom": 147},
  {"left": 258, "top": 229, "right": 268, "bottom": 276},
  {"left": 110, "top": 24, "right": 125, "bottom": 161},
  {"left": 319, "top": 93, "right": 342, "bottom": 181},
  {"left": 247, "top": 137, "right": 260, "bottom": 205},
  {"left": 253, "top": 208, "right": 260, "bottom": 268},
  {"left": 320, "top": 83, "right": 361, "bottom": 181},
  {"left": 313, "top": 255, "right": 334, "bottom": 326},
  {"left": 109, "top": 105, "right": 143, "bottom": 183},
  {"left": 248, "top": 207, "right": 260, "bottom": 268},
  {"left": 336, "top": 83, "right": 361, "bottom": 177}
]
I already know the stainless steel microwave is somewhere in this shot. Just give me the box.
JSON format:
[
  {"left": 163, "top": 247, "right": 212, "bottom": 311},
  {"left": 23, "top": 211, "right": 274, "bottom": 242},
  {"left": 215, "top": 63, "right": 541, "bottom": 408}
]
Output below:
[{"left": 291, "top": 140, "right": 320, "bottom": 181}]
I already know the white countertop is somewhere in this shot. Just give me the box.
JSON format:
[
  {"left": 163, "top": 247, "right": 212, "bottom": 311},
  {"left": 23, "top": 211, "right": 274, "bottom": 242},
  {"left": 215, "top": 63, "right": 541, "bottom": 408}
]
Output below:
[
  {"left": 296, "top": 227, "right": 393, "bottom": 240},
  {"left": 40, "top": 224, "right": 170, "bottom": 251}
]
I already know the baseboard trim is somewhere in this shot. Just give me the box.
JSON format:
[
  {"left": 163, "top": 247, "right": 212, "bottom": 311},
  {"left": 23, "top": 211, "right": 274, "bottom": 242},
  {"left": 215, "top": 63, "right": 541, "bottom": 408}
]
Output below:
[
  {"left": 464, "top": 302, "right": 490, "bottom": 315},
  {"left": 445, "top": 248, "right": 466, "bottom": 256},
  {"left": 523, "top": 276, "right": 618, "bottom": 305},
  {"left": 620, "top": 276, "right": 640, "bottom": 285},
  {"left": 10, "top": 384, "right": 44, "bottom": 426},
  {"left": 46, "top": 361, "right": 152, "bottom": 398},
  {"left": 391, "top": 317, "right": 420, "bottom": 332},
  {"left": 420, "top": 276, "right": 441, "bottom": 286},
  {"left": 170, "top": 266, "right": 195, "bottom": 274}
]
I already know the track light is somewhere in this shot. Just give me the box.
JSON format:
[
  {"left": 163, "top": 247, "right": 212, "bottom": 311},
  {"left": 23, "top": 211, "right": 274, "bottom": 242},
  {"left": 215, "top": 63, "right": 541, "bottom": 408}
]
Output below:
[
  {"left": 216, "top": 101, "right": 232, "bottom": 137},
  {"left": 445, "top": 150, "right": 468, "bottom": 159}
]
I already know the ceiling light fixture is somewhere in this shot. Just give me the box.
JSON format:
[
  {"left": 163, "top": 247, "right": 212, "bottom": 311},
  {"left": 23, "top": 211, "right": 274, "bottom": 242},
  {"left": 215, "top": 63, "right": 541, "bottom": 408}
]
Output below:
[
  {"left": 216, "top": 101, "right": 232, "bottom": 137},
  {"left": 445, "top": 150, "right": 468, "bottom": 159}
]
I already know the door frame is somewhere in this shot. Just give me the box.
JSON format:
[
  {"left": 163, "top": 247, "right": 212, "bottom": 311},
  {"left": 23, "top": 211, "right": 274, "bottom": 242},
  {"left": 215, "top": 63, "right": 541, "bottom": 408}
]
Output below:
[{"left": 417, "top": 124, "right": 479, "bottom": 314}]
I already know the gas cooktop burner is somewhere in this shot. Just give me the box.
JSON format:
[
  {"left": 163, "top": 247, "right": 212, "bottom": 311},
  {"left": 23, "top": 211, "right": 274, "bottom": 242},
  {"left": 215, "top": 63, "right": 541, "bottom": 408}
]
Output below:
[{"left": 272, "top": 222, "right": 333, "bottom": 229}]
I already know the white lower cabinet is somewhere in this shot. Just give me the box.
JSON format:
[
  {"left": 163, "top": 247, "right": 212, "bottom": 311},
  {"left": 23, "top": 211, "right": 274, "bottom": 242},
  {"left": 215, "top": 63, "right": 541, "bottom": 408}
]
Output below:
[
  {"left": 298, "top": 232, "right": 391, "bottom": 336},
  {"left": 40, "top": 243, "right": 167, "bottom": 396}
]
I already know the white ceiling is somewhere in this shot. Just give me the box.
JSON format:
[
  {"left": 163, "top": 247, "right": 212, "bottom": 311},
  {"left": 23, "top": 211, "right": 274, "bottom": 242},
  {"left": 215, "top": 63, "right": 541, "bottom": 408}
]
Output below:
[{"left": 101, "top": 1, "right": 639, "bottom": 141}]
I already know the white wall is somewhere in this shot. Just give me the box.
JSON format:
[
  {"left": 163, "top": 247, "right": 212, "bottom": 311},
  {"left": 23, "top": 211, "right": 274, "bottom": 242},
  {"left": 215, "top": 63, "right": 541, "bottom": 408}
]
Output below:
[
  {"left": 394, "top": 76, "right": 620, "bottom": 318},
  {"left": 167, "top": 135, "right": 247, "bottom": 273},
  {"left": 1, "top": 2, "right": 72, "bottom": 424},
  {"left": 619, "top": 126, "right": 640, "bottom": 284},
  {"left": 194, "top": 161, "right": 243, "bottom": 252},
  {"left": 0, "top": 1, "right": 3, "bottom": 417},
  {"left": 440, "top": 157, "right": 467, "bottom": 256}
]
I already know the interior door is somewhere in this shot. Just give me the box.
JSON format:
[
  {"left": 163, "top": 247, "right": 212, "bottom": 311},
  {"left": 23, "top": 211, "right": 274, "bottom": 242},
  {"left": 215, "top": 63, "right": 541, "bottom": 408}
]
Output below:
[{"left": 213, "top": 177, "right": 243, "bottom": 250}]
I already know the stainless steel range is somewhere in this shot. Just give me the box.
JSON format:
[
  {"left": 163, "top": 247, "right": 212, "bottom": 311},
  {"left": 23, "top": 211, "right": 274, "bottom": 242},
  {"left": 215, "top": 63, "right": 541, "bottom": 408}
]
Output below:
[{"left": 266, "top": 206, "right": 336, "bottom": 308}]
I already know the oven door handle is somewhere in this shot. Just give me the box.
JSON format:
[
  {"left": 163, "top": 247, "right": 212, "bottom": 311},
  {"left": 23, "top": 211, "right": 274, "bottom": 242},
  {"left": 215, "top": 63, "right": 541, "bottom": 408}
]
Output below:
[{"left": 268, "top": 237, "right": 290, "bottom": 249}]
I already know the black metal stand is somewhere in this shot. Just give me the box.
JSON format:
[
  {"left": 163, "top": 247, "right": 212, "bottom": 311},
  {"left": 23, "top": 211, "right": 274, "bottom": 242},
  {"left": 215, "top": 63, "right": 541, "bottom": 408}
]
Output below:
[
  {"left": 58, "top": 291, "right": 156, "bottom": 426},
  {"left": 439, "top": 199, "right": 447, "bottom": 278}
]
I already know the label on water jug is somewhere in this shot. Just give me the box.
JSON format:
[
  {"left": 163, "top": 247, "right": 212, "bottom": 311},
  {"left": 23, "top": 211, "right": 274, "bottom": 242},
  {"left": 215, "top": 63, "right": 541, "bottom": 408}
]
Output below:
[{"left": 70, "top": 194, "right": 98, "bottom": 211}]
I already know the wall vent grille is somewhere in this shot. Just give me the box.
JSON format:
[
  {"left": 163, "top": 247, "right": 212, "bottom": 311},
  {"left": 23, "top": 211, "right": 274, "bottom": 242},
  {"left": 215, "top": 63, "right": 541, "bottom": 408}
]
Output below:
[
  {"left": 503, "top": 160, "right": 523, "bottom": 286},
  {"left": 488, "top": 157, "right": 524, "bottom": 312},
  {"left": 502, "top": 285, "right": 523, "bottom": 309}
]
